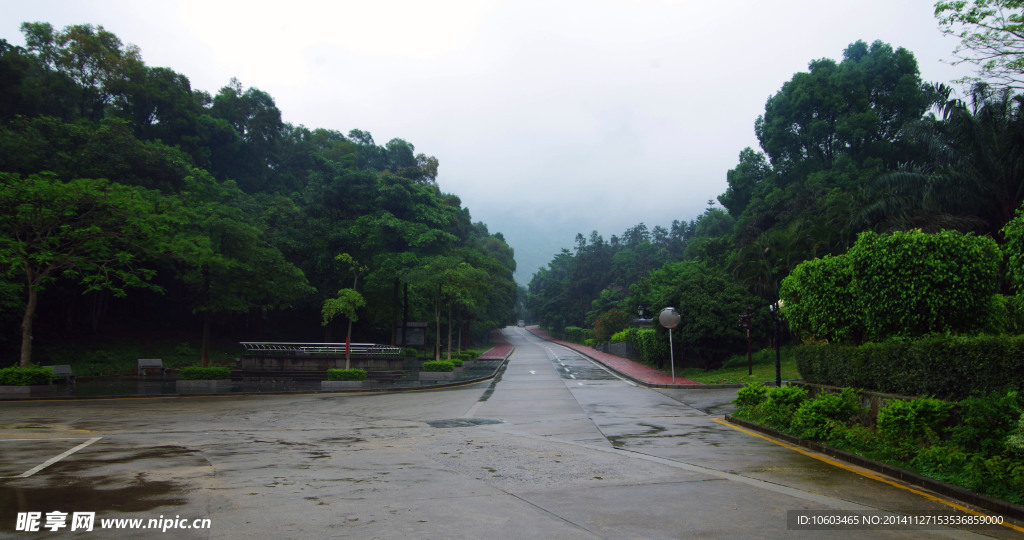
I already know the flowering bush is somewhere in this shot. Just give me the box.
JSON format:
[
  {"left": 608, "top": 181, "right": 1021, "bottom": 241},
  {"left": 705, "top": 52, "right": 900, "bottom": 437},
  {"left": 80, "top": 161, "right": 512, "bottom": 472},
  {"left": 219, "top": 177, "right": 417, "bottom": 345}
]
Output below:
[{"left": 593, "top": 309, "right": 631, "bottom": 343}]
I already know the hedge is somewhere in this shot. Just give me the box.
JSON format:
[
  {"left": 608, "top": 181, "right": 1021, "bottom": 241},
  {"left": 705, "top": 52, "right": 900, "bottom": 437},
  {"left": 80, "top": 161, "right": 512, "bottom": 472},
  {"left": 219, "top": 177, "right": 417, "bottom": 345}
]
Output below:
[
  {"left": 179, "top": 366, "right": 231, "bottom": 380},
  {"left": 0, "top": 365, "right": 56, "bottom": 386},
  {"left": 421, "top": 360, "right": 455, "bottom": 372},
  {"left": 795, "top": 334, "right": 1024, "bottom": 400},
  {"left": 327, "top": 368, "right": 367, "bottom": 381}
]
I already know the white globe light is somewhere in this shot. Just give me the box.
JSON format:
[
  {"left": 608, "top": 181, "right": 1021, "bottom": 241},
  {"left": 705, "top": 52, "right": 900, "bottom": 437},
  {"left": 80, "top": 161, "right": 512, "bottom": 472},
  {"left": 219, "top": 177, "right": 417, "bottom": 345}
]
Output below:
[{"left": 659, "top": 307, "right": 681, "bottom": 329}]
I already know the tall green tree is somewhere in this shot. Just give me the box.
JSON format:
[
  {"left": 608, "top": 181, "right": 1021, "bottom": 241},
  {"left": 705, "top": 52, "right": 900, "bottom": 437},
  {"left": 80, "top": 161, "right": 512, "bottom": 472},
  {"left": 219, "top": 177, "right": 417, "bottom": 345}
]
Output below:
[
  {"left": 936, "top": 0, "right": 1024, "bottom": 90},
  {"left": 0, "top": 173, "right": 164, "bottom": 366}
]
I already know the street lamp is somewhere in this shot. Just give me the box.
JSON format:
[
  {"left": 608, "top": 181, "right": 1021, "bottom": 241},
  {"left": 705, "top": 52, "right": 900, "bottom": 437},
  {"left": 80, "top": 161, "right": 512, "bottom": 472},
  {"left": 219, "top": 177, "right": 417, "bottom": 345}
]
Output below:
[
  {"left": 769, "top": 301, "right": 783, "bottom": 387},
  {"left": 659, "top": 307, "right": 681, "bottom": 383}
]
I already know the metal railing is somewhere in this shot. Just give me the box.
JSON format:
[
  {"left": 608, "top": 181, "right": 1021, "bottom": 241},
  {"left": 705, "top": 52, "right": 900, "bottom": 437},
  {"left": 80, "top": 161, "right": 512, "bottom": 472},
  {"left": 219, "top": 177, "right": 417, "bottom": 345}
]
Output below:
[{"left": 240, "top": 342, "right": 402, "bottom": 357}]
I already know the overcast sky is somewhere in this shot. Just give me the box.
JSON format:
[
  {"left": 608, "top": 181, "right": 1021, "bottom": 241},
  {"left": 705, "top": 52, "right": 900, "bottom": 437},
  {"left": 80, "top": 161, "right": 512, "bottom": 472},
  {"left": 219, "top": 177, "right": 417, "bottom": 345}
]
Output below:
[{"left": 2, "top": 1, "right": 975, "bottom": 284}]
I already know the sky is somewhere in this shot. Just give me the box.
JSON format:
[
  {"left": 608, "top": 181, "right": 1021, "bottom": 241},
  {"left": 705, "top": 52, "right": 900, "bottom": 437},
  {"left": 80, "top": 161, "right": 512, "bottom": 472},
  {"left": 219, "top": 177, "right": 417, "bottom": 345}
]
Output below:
[{"left": 2, "top": 0, "right": 976, "bottom": 284}]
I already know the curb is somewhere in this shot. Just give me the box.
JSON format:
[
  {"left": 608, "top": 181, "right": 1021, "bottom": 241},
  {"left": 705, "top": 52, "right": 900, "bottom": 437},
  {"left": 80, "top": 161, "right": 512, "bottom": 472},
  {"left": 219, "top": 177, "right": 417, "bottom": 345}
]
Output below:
[{"left": 724, "top": 415, "right": 1024, "bottom": 522}]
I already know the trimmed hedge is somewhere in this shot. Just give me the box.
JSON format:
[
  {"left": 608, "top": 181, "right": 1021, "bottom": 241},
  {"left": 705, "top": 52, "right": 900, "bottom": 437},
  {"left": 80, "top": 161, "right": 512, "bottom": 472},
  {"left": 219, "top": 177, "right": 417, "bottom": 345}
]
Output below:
[
  {"left": 0, "top": 365, "right": 56, "bottom": 386},
  {"left": 421, "top": 360, "right": 455, "bottom": 372},
  {"left": 327, "top": 368, "right": 367, "bottom": 381},
  {"left": 795, "top": 335, "right": 1024, "bottom": 400},
  {"left": 179, "top": 366, "right": 231, "bottom": 380}
]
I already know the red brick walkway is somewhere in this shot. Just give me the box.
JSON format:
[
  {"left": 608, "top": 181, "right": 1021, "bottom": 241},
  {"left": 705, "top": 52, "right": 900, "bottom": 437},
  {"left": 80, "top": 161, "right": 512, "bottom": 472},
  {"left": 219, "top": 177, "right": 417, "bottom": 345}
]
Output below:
[{"left": 526, "top": 327, "right": 702, "bottom": 387}]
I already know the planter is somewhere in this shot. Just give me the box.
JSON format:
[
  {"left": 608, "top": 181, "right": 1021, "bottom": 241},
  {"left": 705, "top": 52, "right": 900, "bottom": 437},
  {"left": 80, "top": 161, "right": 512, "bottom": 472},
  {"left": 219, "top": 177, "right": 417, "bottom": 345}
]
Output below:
[
  {"left": 321, "top": 380, "right": 363, "bottom": 390},
  {"left": 0, "top": 385, "right": 56, "bottom": 395},
  {"left": 176, "top": 379, "right": 233, "bottom": 393},
  {"left": 419, "top": 371, "right": 455, "bottom": 381}
]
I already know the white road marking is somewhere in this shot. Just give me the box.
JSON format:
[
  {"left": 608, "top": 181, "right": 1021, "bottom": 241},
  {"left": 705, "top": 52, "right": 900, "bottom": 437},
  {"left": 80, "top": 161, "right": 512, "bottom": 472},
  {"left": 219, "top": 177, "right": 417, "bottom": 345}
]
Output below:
[{"left": 1, "top": 437, "right": 103, "bottom": 478}]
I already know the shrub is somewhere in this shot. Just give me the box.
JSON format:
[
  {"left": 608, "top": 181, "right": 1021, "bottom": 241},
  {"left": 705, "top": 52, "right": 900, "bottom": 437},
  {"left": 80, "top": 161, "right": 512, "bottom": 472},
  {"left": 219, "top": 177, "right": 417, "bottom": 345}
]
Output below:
[
  {"left": 794, "top": 335, "right": 1024, "bottom": 400},
  {"left": 421, "top": 360, "right": 454, "bottom": 372},
  {"left": 593, "top": 309, "right": 631, "bottom": 343},
  {"left": 0, "top": 365, "right": 56, "bottom": 386},
  {"left": 628, "top": 328, "right": 667, "bottom": 365},
  {"left": 1006, "top": 412, "right": 1024, "bottom": 458},
  {"left": 402, "top": 348, "right": 419, "bottom": 357},
  {"left": 791, "top": 388, "right": 865, "bottom": 441},
  {"left": 449, "top": 358, "right": 464, "bottom": 368},
  {"left": 950, "top": 391, "right": 1021, "bottom": 457},
  {"left": 849, "top": 230, "right": 1001, "bottom": 341},
  {"left": 327, "top": 368, "right": 367, "bottom": 381},
  {"left": 876, "top": 397, "right": 954, "bottom": 459},
  {"left": 754, "top": 385, "right": 808, "bottom": 431},
  {"left": 609, "top": 330, "right": 630, "bottom": 344},
  {"left": 179, "top": 366, "right": 231, "bottom": 380},
  {"left": 733, "top": 382, "right": 768, "bottom": 410},
  {"left": 780, "top": 254, "right": 863, "bottom": 344},
  {"left": 563, "top": 326, "right": 591, "bottom": 344}
]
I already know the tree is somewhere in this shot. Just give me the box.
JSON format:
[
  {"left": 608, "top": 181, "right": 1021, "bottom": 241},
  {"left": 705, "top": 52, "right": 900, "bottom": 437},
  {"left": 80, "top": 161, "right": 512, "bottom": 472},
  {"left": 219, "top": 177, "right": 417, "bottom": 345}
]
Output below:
[
  {"left": 321, "top": 289, "right": 365, "bottom": 369},
  {"left": 935, "top": 0, "right": 1024, "bottom": 90},
  {"left": 170, "top": 170, "right": 313, "bottom": 365},
  {"left": 0, "top": 173, "right": 164, "bottom": 366},
  {"left": 321, "top": 253, "right": 367, "bottom": 367},
  {"left": 405, "top": 255, "right": 488, "bottom": 361}
]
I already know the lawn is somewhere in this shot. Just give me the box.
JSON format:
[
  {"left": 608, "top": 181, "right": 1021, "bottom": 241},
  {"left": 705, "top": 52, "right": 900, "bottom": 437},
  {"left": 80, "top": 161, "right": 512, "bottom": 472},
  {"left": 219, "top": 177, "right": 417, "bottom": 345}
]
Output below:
[{"left": 677, "top": 347, "right": 800, "bottom": 384}]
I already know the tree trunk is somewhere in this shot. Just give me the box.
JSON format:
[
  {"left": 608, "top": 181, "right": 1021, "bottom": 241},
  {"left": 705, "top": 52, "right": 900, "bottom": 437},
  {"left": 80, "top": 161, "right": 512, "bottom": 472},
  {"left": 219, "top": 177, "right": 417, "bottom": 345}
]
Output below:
[
  {"left": 446, "top": 301, "right": 453, "bottom": 361},
  {"left": 20, "top": 285, "right": 38, "bottom": 368},
  {"left": 345, "top": 318, "right": 353, "bottom": 370},
  {"left": 200, "top": 311, "right": 211, "bottom": 367},
  {"left": 434, "top": 286, "right": 441, "bottom": 361}
]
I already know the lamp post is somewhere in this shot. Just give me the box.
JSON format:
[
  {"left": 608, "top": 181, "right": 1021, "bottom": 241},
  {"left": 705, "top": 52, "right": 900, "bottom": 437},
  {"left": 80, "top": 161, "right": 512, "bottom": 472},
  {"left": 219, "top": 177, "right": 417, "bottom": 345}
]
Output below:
[
  {"left": 770, "top": 301, "right": 782, "bottom": 387},
  {"left": 659, "top": 307, "right": 681, "bottom": 383},
  {"left": 738, "top": 305, "right": 754, "bottom": 375}
]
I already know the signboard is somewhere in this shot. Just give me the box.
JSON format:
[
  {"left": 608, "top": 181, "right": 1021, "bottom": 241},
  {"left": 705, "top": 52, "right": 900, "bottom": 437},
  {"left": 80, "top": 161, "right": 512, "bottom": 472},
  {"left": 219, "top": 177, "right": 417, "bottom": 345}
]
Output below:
[{"left": 395, "top": 323, "right": 427, "bottom": 346}]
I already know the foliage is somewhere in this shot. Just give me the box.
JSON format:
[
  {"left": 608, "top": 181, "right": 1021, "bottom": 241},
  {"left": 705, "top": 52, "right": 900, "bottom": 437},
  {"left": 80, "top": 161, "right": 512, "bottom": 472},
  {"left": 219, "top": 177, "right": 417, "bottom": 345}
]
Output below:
[
  {"left": 421, "top": 360, "right": 454, "bottom": 372},
  {"left": 561, "top": 326, "right": 591, "bottom": 344},
  {"left": 935, "top": 0, "right": 1024, "bottom": 90},
  {"left": 751, "top": 384, "right": 807, "bottom": 431},
  {"left": 609, "top": 330, "right": 629, "bottom": 344},
  {"left": 0, "top": 365, "right": 56, "bottom": 385},
  {"left": 795, "top": 335, "right": 1024, "bottom": 400},
  {"left": 779, "top": 255, "right": 862, "bottom": 343},
  {"left": 321, "top": 289, "right": 365, "bottom": 326},
  {"left": 0, "top": 23, "right": 517, "bottom": 362},
  {"left": 178, "top": 366, "right": 231, "bottom": 380},
  {"left": 950, "top": 391, "right": 1022, "bottom": 456},
  {"left": 783, "top": 230, "right": 1002, "bottom": 344},
  {"left": 876, "top": 398, "right": 955, "bottom": 460},
  {"left": 326, "top": 368, "right": 367, "bottom": 381},
  {"left": 626, "top": 328, "right": 667, "bottom": 365},
  {"left": 402, "top": 348, "right": 419, "bottom": 357},
  {"left": 791, "top": 388, "right": 866, "bottom": 442},
  {"left": 593, "top": 309, "right": 630, "bottom": 343},
  {"left": 733, "top": 382, "right": 768, "bottom": 409},
  {"left": 1002, "top": 199, "right": 1024, "bottom": 294}
]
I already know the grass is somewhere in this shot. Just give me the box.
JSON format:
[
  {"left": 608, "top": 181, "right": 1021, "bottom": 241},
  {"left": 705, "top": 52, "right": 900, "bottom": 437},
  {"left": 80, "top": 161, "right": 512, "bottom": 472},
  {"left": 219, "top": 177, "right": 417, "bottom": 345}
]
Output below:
[{"left": 677, "top": 347, "right": 801, "bottom": 384}]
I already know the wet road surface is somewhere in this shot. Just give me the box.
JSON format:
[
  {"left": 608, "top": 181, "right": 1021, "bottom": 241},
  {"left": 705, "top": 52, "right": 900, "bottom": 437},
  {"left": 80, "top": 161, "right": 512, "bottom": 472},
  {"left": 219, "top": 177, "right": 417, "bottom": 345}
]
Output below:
[{"left": 1, "top": 327, "right": 1020, "bottom": 538}]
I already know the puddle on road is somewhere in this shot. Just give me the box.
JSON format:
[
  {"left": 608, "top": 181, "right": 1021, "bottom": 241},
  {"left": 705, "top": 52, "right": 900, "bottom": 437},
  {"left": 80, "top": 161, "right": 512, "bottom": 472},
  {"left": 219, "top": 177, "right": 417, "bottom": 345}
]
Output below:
[{"left": 0, "top": 480, "right": 189, "bottom": 515}]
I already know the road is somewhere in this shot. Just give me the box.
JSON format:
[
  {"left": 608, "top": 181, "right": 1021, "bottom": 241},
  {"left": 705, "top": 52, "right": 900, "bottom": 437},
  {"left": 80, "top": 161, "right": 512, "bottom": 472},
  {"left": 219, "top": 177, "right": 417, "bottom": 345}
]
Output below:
[{"left": 0, "top": 327, "right": 1019, "bottom": 538}]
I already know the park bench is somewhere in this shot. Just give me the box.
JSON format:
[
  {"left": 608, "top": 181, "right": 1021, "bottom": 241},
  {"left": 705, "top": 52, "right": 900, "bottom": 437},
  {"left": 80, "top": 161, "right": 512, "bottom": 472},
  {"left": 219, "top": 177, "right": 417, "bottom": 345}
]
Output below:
[
  {"left": 137, "top": 358, "right": 165, "bottom": 377},
  {"left": 43, "top": 365, "right": 74, "bottom": 383}
]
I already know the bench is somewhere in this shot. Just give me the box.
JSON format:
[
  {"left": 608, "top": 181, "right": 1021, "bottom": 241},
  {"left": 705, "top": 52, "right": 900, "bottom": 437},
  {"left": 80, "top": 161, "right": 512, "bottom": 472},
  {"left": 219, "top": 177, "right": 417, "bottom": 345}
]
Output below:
[
  {"left": 43, "top": 365, "right": 74, "bottom": 383},
  {"left": 137, "top": 358, "right": 165, "bottom": 377}
]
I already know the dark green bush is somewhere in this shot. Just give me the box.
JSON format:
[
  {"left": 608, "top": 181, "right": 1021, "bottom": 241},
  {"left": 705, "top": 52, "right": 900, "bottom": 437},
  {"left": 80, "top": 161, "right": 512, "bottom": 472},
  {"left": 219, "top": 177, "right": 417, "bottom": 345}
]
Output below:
[
  {"left": 562, "top": 326, "right": 591, "bottom": 344},
  {"left": 327, "top": 368, "right": 367, "bottom": 381},
  {"left": 0, "top": 365, "right": 56, "bottom": 386},
  {"left": 791, "top": 388, "right": 865, "bottom": 441},
  {"left": 449, "top": 358, "right": 464, "bottom": 368},
  {"left": 950, "top": 391, "right": 1021, "bottom": 457},
  {"left": 421, "top": 360, "right": 454, "bottom": 372},
  {"left": 402, "top": 348, "right": 419, "bottom": 357},
  {"left": 627, "top": 328, "right": 666, "bottom": 365},
  {"left": 753, "top": 385, "right": 808, "bottom": 430},
  {"left": 876, "top": 398, "right": 954, "bottom": 460},
  {"left": 795, "top": 335, "right": 1024, "bottom": 400},
  {"left": 733, "top": 382, "right": 768, "bottom": 409},
  {"left": 179, "top": 366, "right": 231, "bottom": 380}
]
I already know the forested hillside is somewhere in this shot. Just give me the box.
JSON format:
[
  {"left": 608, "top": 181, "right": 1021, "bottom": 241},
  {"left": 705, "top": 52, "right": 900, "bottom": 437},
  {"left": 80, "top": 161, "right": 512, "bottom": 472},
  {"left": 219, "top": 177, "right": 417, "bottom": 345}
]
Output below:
[
  {"left": 527, "top": 37, "right": 1024, "bottom": 368},
  {"left": 0, "top": 22, "right": 518, "bottom": 366}
]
